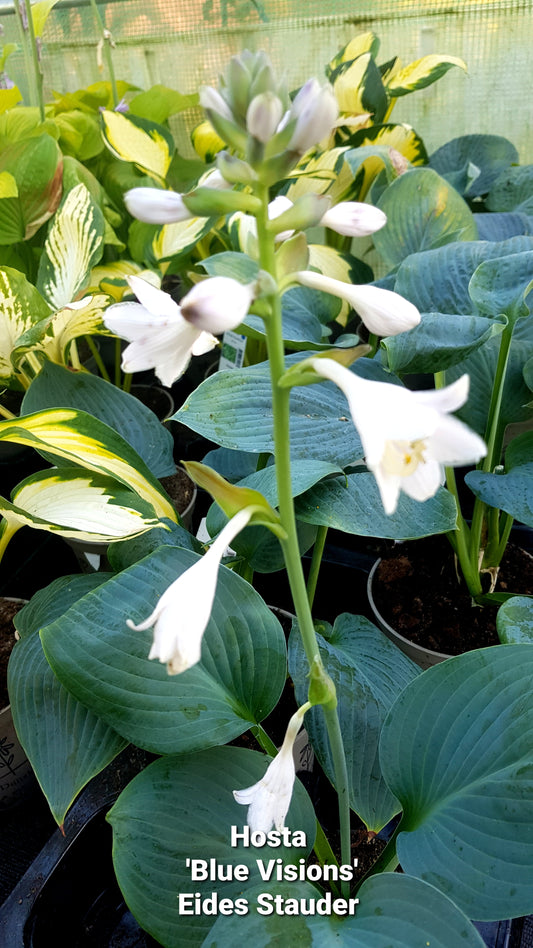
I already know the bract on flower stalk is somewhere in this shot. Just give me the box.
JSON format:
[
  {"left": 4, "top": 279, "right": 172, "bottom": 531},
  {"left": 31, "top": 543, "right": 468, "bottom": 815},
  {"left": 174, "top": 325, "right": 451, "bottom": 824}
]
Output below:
[
  {"left": 103, "top": 275, "right": 218, "bottom": 387},
  {"left": 127, "top": 508, "right": 253, "bottom": 675},
  {"left": 180, "top": 276, "right": 255, "bottom": 334},
  {"left": 233, "top": 704, "right": 309, "bottom": 832},
  {"left": 311, "top": 359, "right": 487, "bottom": 515},
  {"left": 295, "top": 270, "right": 421, "bottom": 336}
]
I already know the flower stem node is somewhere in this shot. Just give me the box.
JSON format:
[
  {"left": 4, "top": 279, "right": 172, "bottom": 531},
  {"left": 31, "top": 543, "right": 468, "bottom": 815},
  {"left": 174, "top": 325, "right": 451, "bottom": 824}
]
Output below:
[
  {"left": 127, "top": 508, "right": 254, "bottom": 675},
  {"left": 233, "top": 703, "right": 310, "bottom": 833},
  {"left": 308, "top": 655, "right": 337, "bottom": 709}
]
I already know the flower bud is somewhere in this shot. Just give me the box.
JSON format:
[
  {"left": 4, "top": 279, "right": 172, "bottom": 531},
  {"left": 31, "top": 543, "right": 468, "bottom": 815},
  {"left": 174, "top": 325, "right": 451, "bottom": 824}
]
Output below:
[
  {"left": 288, "top": 78, "right": 339, "bottom": 154},
  {"left": 216, "top": 151, "right": 258, "bottom": 185},
  {"left": 181, "top": 276, "right": 254, "bottom": 334},
  {"left": 124, "top": 188, "right": 192, "bottom": 225},
  {"left": 246, "top": 91, "right": 284, "bottom": 143},
  {"left": 199, "top": 85, "right": 234, "bottom": 123},
  {"left": 320, "top": 201, "right": 387, "bottom": 237}
]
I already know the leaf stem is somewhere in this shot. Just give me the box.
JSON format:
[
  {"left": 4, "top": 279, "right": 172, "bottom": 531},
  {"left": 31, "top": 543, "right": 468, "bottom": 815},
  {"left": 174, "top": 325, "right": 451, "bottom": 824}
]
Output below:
[
  {"left": 89, "top": 0, "right": 119, "bottom": 108},
  {"left": 306, "top": 525, "right": 328, "bottom": 610}
]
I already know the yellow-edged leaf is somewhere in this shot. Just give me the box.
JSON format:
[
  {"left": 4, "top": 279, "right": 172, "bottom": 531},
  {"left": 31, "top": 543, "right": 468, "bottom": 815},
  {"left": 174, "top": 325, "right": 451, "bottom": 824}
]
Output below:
[
  {"left": 10, "top": 468, "right": 160, "bottom": 541},
  {"left": 386, "top": 54, "right": 467, "bottom": 97},
  {"left": 307, "top": 245, "right": 356, "bottom": 325},
  {"left": 12, "top": 294, "right": 112, "bottom": 368},
  {"left": 0, "top": 267, "right": 51, "bottom": 385},
  {"left": 101, "top": 110, "right": 173, "bottom": 180},
  {"left": 0, "top": 408, "right": 177, "bottom": 522},
  {"left": 37, "top": 183, "right": 105, "bottom": 309},
  {"left": 191, "top": 119, "right": 226, "bottom": 162},
  {"left": 327, "top": 32, "right": 380, "bottom": 74},
  {"left": 153, "top": 215, "right": 214, "bottom": 261},
  {"left": 286, "top": 147, "right": 351, "bottom": 201},
  {"left": 88, "top": 260, "right": 143, "bottom": 301},
  {"left": 333, "top": 53, "right": 373, "bottom": 114}
]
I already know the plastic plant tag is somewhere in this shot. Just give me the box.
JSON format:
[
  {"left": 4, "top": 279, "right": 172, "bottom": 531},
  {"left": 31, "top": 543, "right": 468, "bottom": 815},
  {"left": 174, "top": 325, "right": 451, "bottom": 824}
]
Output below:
[{"left": 218, "top": 330, "right": 247, "bottom": 370}]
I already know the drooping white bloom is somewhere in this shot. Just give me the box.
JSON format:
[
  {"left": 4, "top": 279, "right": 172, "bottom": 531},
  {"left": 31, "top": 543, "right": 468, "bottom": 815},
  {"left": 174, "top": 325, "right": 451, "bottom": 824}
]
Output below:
[
  {"left": 295, "top": 270, "right": 421, "bottom": 337},
  {"left": 268, "top": 194, "right": 296, "bottom": 242},
  {"left": 180, "top": 276, "right": 255, "bottom": 334},
  {"left": 311, "top": 359, "right": 487, "bottom": 515},
  {"left": 288, "top": 78, "right": 339, "bottom": 154},
  {"left": 127, "top": 508, "right": 253, "bottom": 674},
  {"left": 233, "top": 705, "right": 307, "bottom": 832},
  {"left": 124, "top": 188, "right": 193, "bottom": 225},
  {"left": 320, "top": 201, "right": 387, "bottom": 237},
  {"left": 103, "top": 275, "right": 218, "bottom": 388}
]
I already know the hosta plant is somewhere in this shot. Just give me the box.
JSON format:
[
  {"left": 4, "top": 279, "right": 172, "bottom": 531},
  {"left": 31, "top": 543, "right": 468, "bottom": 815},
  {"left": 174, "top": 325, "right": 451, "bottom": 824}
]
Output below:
[{"left": 2, "top": 41, "right": 533, "bottom": 948}]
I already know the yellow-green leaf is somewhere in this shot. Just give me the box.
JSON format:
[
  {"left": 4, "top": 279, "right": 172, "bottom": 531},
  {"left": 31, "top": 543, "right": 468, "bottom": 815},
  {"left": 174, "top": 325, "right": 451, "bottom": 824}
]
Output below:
[
  {"left": 286, "top": 147, "right": 352, "bottom": 201},
  {"left": 386, "top": 55, "right": 467, "bottom": 97},
  {"left": 101, "top": 110, "right": 174, "bottom": 180},
  {"left": 31, "top": 0, "right": 61, "bottom": 37},
  {"left": 37, "top": 183, "right": 105, "bottom": 309},
  {"left": 0, "top": 267, "right": 51, "bottom": 385},
  {"left": 307, "top": 244, "right": 357, "bottom": 324},
  {"left": 12, "top": 293, "right": 111, "bottom": 369},
  {"left": 0, "top": 86, "right": 22, "bottom": 114},
  {"left": 184, "top": 460, "right": 283, "bottom": 533},
  {"left": 0, "top": 408, "right": 177, "bottom": 522},
  {"left": 327, "top": 31, "right": 380, "bottom": 74},
  {"left": 153, "top": 215, "right": 215, "bottom": 261},
  {"left": 191, "top": 119, "right": 226, "bottom": 162}
]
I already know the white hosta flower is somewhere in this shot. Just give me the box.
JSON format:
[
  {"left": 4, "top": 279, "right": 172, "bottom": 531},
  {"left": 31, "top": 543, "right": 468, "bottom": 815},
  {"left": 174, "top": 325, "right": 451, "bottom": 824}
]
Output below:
[
  {"left": 288, "top": 78, "right": 339, "bottom": 154},
  {"left": 124, "top": 188, "right": 193, "bottom": 225},
  {"left": 199, "top": 85, "right": 235, "bottom": 122},
  {"left": 128, "top": 508, "right": 253, "bottom": 675},
  {"left": 320, "top": 202, "right": 387, "bottom": 237},
  {"left": 295, "top": 270, "right": 420, "bottom": 337},
  {"left": 268, "top": 194, "right": 295, "bottom": 242},
  {"left": 233, "top": 705, "right": 307, "bottom": 832},
  {"left": 311, "top": 359, "right": 487, "bottom": 515},
  {"left": 246, "top": 91, "right": 284, "bottom": 143},
  {"left": 103, "top": 275, "right": 218, "bottom": 387},
  {"left": 180, "top": 276, "right": 255, "bottom": 334}
]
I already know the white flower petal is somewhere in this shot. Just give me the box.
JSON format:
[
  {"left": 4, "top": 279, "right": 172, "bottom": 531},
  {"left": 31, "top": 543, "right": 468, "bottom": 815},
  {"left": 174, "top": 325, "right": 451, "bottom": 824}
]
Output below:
[
  {"left": 402, "top": 458, "right": 444, "bottom": 502},
  {"left": 181, "top": 277, "right": 254, "bottom": 334},
  {"left": 124, "top": 188, "right": 192, "bottom": 225},
  {"left": 127, "top": 275, "right": 179, "bottom": 319},
  {"left": 412, "top": 374, "right": 470, "bottom": 414},
  {"left": 320, "top": 202, "right": 387, "bottom": 237},
  {"left": 295, "top": 271, "right": 420, "bottom": 337},
  {"left": 427, "top": 414, "right": 487, "bottom": 466},
  {"left": 289, "top": 79, "right": 338, "bottom": 153}
]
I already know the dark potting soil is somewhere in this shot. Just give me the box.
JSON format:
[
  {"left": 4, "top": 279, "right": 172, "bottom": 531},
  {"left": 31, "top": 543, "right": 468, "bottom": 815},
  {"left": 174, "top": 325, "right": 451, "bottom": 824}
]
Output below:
[
  {"left": 372, "top": 534, "right": 533, "bottom": 655},
  {"left": 0, "top": 598, "right": 25, "bottom": 708},
  {"left": 159, "top": 467, "right": 195, "bottom": 516}
]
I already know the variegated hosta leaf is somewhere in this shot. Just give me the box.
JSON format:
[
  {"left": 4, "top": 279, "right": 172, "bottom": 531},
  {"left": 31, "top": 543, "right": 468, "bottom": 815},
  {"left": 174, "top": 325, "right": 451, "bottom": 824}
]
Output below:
[
  {"left": 101, "top": 109, "right": 174, "bottom": 181},
  {"left": 153, "top": 215, "right": 216, "bottom": 262},
  {"left": 307, "top": 243, "right": 358, "bottom": 324},
  {"left": 11, "top": 294, "right": 112, "bottom": 369},
  {"left": 0, "top": 407, "right": 177, "bottom": 522},
  {"left": 0, "top": 133, "right": 62, "bottom": 239},
  {"left": 88, "top": 260, "right": 144, "bottom": 301},
  {"left": 346, "top": 122, "right": 428, "bottom": 166},
  {"left": 285, "top": 146, "right": 351, "bottom": 201},
  {"left": 326, "top": 30, "right": 380, "bottom": 75},
  {"left": 2, "top": 467, "right": 160, "bottom": 545},
  {"left": 330, "top": 52, "right": 389, "bottom": 124},
  {"left": 386, "top": 54, "right": 467, "bottom": 97},
  {"left": 191, "top": 119, "right": 226, "bottom": 162},
  {"left": 0, "top": 267, "right": 52, "bottom": 386},
  {"left": 37, "top": 182, "right": 105, "bottom": 310}
]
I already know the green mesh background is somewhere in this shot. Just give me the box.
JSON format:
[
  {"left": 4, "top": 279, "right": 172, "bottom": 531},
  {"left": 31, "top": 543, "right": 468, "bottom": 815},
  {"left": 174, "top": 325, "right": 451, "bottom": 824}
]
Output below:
[{"left": 1, "top": 0, "right": 531, "bottom": 160}]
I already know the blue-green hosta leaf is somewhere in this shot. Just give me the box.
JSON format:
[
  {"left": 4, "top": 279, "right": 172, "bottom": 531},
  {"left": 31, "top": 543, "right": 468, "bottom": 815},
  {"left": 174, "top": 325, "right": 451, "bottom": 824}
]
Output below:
[
  {"left": 0, "top": 266, "right": 51, "bottom": 385},
  {"left": 235, "top": 459, "right": 343, "bottom": 507},
  {"left": 380, "top": 644, "right": 533, "bottom": 919},
  {"left": 381, "top": 312, "right": 506, "bottom": 375},
  {"left": 295, "top": 472, "right": 457, "bottom": 539},
  {"left": 0, "top": 407, "right": 176, "bottom": 521},
  {"left": 8, "top": 574, "right": 127, "bottom": 824},
  {"left": 244, "top": 286, "right": 345, "bottom": 351},
  {"left": 290, "top": 614, "right": 420, "bottom": 831},
  {"left": 465, "top": 466, "right": 533, "bottom": 527},
  {"left": 446, "top": 332, "right": 533, "bottom": 438},
  {"left": 41, "top": 545, "right": 287, "bottom": 753},
  {"left": 107, "top": 518, "right": 203, "bottom": 572},
  {"left": 199, "top": 251, "right": 259, "bottom": 283},
  {"left": 505, "top": 430, "right": 533, "bottom": 469},
  {"left": 22, "top": 362, "right": 175, "bottom": 479},
  {"left": 201, "top": 447, "right": 262, "bottom": 483},
  {"left": 204, "top": 875, "right": 485, "bottom": 948},
  {"left": 497, "top": 596, "right": 533, "bottom": 644},
  {"left": 108, "top": 747, "right": 315, "bottom": 948},
  {"left": 468, "top": 250, "right": 533, "bottom": 323},
  {"left": 174, "top": 364, "right": 364, "bottom": 465},
  {"left": 487, "top": 165, "right": 533, "bottom": 214},
  {"left": 374, "top": 168, "right": 477, "bottom": 268},
  {"left": 474, "top": 212, "right": 533, "bottom": 242},
  {"left": 394, "top": 236, "right": 533, "bottom": 314},
  {"left": 101, "top": 110, "right": 174, "bottom": 180},
  {"left": 8, "top": 467, "right": 160, "bottom": 542},
  {"left": 37, "top": 182, "right": 105, "bottom": 309},
  {"left": 429, "top": 134, "right": 518, "bottom": 199},
  {"left": 12, "top": 294, "right": 111, "bottom": 370}
]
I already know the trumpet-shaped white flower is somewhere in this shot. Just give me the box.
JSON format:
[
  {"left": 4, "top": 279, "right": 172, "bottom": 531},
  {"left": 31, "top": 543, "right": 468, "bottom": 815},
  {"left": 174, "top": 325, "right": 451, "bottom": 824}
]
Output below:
[
  {"left": 320, "top": 201, "right": 387, "bottom": 237},
  {"left": 311, "top": 359, "right": 487, "bottom": 515},
  {"left": 288, "top": 78, "right": 339, "bottom": 154},
  {"left": 180, "top": 276, "right": 255, "bottom": 334},
  {"left": 295, "top": 270, "right": 421, "bottom": 337},
  {"left": 127, "top": 508, "right": 253, "bottom": 674},
  {"left": 233, "top": 705, "right": 307, "bottom": 832},
  {"left": 103, "top": 276, "right": 218, "bottom": 388},
  {"left": 124, "top": 188, "right": 193, "bottom": 225}
]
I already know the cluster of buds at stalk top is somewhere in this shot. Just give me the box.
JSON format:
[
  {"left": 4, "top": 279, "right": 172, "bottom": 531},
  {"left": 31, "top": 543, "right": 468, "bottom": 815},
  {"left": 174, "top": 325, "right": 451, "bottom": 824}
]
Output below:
[{"left": 198, "top": 50, "right": 339, "bottom": 183}]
